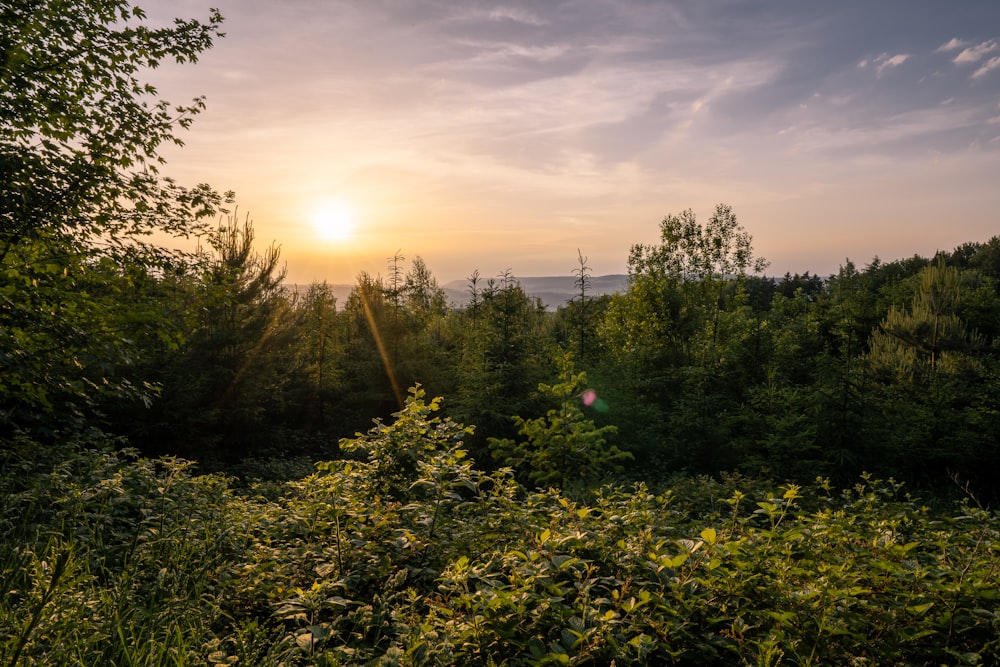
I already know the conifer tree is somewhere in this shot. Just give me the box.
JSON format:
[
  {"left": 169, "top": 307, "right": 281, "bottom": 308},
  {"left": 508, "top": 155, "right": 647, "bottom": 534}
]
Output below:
[{"left": 291, "top": 282, "right": 342, "bottom": 437}]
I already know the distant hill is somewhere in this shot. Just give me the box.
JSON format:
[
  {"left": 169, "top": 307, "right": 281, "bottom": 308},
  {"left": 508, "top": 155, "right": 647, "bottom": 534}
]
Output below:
[
  {"left": 441, "top": 275, "right": 628, "bottom": 309},
  {"left": 288, "top": 275, "right": 629, "bottom": 310}
]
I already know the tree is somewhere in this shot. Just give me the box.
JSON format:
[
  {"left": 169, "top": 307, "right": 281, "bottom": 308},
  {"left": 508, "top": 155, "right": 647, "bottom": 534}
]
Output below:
[
  {"left": 605, "top": 204, "right": 768, "bottom": 472},
  {"left": 397, "top": 256, "right": 455, "bottom": 398},
  {"left": 869, "top": 261, "right": 986, "bottom": 376},
  {"left": 629, "top": 203, "right": 768, "bottom": 345},
  {"left": 452, "top": 270, "right": 556, "bottom": 459},
  {"left": 466, "top": 270, "right": 482, "bottom": 329},
  {"left": 1, "top": 0, "right": 227, "bottom": 433},
  {"left": 488, "top": 355, "right": 630, "bottom": 493},
  {"left": 338, "top": 271, "right": 401, "bottom": 425},
  {"left": 863, "top": 261, "right": 994, "bottom": 486},
  {"left": 1, "top": 0, "right": 226, "bottom": 259},
  {"left": 385, "top": 250, "right": 405, "bottom": 359},
  {"left": 126, "top": 212, "right": 297, "bottom": 460},
  {"left": 969, "top": 236, "right": 1000, "bottom": 281},
  {"left": 629, "top": 204, "right": 769, "bottom": 284},
  {"left": 290, "top": 281, "right": 342, "bottom": 438},
  {"left": 570, "top": 249, "right": 593, "bottom": 360},
  {"left": 403, "top": 256, "right": 446, "bottom": 318},
  {"left": 805, "top": 260, "right": 874, "bottom": 477}
]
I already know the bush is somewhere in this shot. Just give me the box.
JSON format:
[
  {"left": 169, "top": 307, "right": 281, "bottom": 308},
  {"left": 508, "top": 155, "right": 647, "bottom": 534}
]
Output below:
[{"left": 3, "top": 427, "right": 999, "bottom": 665}]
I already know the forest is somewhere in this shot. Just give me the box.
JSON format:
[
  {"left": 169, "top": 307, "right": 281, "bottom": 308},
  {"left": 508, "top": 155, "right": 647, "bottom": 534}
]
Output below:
[{"left": 3, "top": 2, "right": 1000, "bottom": 665}]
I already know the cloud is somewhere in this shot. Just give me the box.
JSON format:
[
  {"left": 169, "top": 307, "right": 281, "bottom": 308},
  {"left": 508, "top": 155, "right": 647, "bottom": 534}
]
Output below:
[
  {"left": 487, "top": 7, "right": 546, "bottom": 27},
  {"left": 953, "top": 40, "right": 998, "bottom": 64},
  {"left": 937, "top": 38, "right": 1000, "bottom": 77},
  {"left": 973, "top": 55, "right": 1000, "bottom": 78},
  {"left": 858, "top": 52, "right": 910, "bottom": 75},
  {"left": 879, "top": 53, "right": 910, "bottom": 71},
  {"left": 935, "top": 38, "right": 967, "bottom": 53}
]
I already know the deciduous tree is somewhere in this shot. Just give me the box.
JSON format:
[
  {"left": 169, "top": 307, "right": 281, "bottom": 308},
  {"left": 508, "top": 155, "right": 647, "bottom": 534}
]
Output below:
[{"left": 1, "top": 0, "right": 226, "bottom": 433}]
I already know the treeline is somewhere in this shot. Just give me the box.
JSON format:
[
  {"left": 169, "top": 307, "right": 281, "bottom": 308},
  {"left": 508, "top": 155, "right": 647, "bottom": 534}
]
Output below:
[
  {"left": 144, "top": 217, "right": 1000, "bottom": 496},
  {"left": 6, "top": 202, "right": 1000, "bottom": 497}
]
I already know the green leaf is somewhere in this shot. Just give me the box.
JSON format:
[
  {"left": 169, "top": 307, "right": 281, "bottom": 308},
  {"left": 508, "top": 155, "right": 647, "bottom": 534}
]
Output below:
[
  {"left": 668, "top": 553, "right": 689, "bottom": 568},
  {"left": 906, "top": 602, "right": 934, "bottom": 616},
  {"left": 560, "top": 628, "right": 581, "bottom": 650}
]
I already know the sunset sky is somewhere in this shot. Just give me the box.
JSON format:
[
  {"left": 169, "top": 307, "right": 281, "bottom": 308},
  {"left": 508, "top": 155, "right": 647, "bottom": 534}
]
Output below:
[{"left": 149, "top": 1, "right": 1000, "bottom": 285}]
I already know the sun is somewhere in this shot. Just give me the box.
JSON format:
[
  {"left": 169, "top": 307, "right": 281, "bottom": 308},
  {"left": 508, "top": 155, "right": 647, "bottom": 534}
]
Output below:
[{"left": 311, "top": 200, "right": 358, "bottom": 242}]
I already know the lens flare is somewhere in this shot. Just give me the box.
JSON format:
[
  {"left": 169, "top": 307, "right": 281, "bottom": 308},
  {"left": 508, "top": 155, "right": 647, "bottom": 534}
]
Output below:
[
  {"left": 359, "top": 285, "right": 403, "bottom": 409},
  {"left": 581, "top": 389, "right": 609, "bottom": 413}
]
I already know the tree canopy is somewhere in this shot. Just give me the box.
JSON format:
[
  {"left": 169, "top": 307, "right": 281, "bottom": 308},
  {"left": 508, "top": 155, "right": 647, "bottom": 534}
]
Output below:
[{"left": 1, "top": 0, "right": 227, "bottom": 431}]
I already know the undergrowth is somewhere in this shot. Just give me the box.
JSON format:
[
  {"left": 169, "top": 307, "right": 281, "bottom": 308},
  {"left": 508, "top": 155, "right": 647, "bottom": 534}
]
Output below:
[{"left": 2, "top": 392, "right": 999, "bottom": 665}]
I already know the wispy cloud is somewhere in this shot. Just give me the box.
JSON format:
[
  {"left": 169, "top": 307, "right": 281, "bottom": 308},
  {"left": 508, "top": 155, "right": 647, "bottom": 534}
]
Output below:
[
  {"left": 780, "top": 104, "right": 984, "bottom": 157},
  {"left": 487, "top": 7, "right": 546, "bottom": 27},
  {"left": 935, "top": 38, "right": 967, "bottom": 53},
  {"left": 952, "top": 39, "right": 998, "bottom": 64},
  {"left": 933, "top": 37, "right": 1000, "bottom": 78},
  {"left": 150, "top": 0, "right": 1000, "bottom": 283},
  {"left": 858, "top": 52, "right": 910, "bottom": 75},
  {"left": 973, "top": 56, "right": 1000, "bottom": 78}
]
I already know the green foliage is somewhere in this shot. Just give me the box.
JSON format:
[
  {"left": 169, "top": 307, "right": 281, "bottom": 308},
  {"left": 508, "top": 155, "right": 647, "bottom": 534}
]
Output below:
[
  {"left": 0, "top": 437, "right": 243, "bottom": 666},
  {"left": 332, "top": 385, "right": 477, "bottom": 503},
  {"left": 288, "top": 281, "right": 343, "bottom": 436},
  {"left": 1, "top": 0, "right": 227, "bottom": 433},
  {"left": 115, "top": 212, "right": 296, "bottom": 460},
  {"left": 0, "top": 240, "right": 157, "bottom": 429},
  {"left": 629, "top": 203, "right": 769, "bottom": 283},
  {"left": 568, "top": 249, "right": 596, "bottom": 361},
  {"left": 452, "top": 270, "right": 558, "bottom": 458},
  {"left": 337, "top": 271, "right": 402, "bottom": 423},
  {"left": 489, "top": 356, "right": 631, "bottom": 492},
  {"left": 1, "top": 0, "right": 225, "bottom": 247},
  {"left": 8, "top": 40, "right": 1000, "bottom": 656},
  {"left": 870, "top": 261, "right": 987, "bottom": 377},
  {"left": 14, "top": 6, "right": 1000, "bottom": 658},
  {"left": 5, "top": 434, "right": 1000, "bottom": 665}
]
